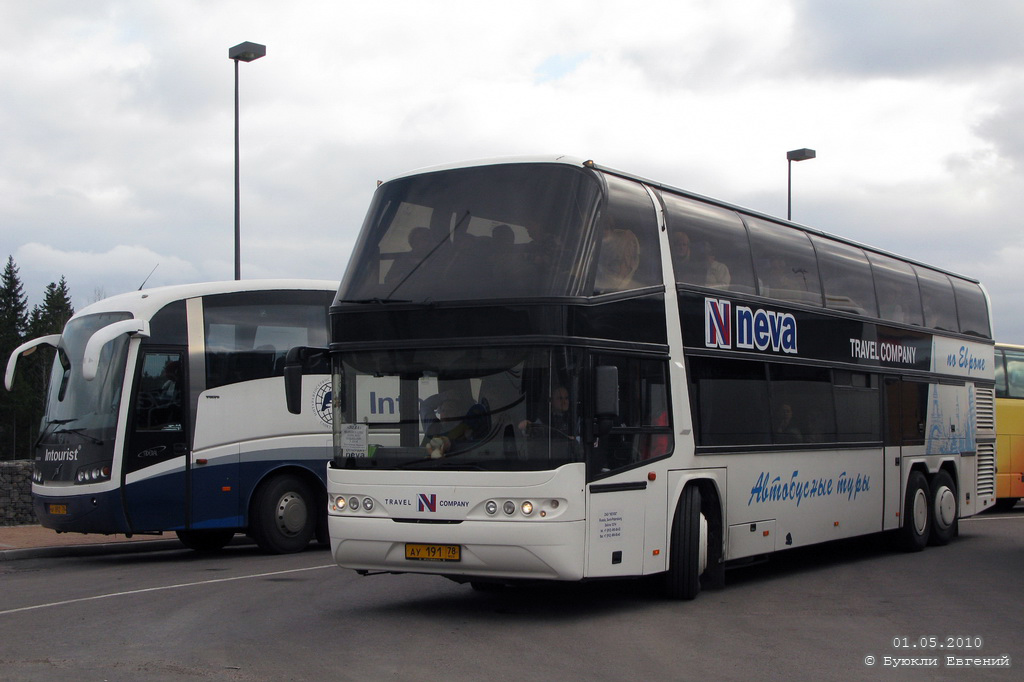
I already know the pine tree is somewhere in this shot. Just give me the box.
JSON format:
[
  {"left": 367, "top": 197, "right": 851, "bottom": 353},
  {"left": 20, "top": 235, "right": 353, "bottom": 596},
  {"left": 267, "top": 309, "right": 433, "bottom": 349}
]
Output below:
[
  {"left": 0, "top": 256, "right": 30, "bottom": 459},
  {"left": 0, "top": 256, "right": 28, "bottom": 352},
  {"left": 31, "top": 277, "right": 75, "bottom": 337}
]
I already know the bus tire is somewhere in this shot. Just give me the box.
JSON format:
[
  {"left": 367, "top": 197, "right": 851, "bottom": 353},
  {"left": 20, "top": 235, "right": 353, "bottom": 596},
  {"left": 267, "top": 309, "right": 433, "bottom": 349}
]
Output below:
[
  {"left": 175, "top": 529, "right": 235, "bottom": 552},
  {"left": 928, "top": 470, "right": 958, "bottom": 546},
  {"left": 250, "top": 474, "right": 316, "bottom": 554},
  {"left": 664, "top": 485, "right": 706, "bottom": 600},
  {"left": 899, "top": 470, "right": 931, "bottom": 552}
]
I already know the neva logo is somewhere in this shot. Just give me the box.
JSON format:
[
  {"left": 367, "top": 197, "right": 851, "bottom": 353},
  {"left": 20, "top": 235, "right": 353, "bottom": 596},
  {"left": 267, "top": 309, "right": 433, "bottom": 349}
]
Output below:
[
  {"left": 417, "top": 494, "right": 437, "bottom": 512},
  {"left": 705, "top": 298, "right": 798, "bottom": 354}
]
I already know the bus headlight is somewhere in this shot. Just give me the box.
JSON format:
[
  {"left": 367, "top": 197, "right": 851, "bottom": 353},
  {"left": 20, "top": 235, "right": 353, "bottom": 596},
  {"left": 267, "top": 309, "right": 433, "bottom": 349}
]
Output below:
[
  {"left": 503, "top": 500, "right": 516, "bottom": 516},
  {"left": 362, "top": 497, "right": 374, "bottom": 512},
  {"left": 333, "top": 495, "right": 347, "bottom": 512},
  {"left": 349, "top": 497, "right": 360, "bottom": 511},
  {"left": 521, "top": 501, "right": 534, "bottom": 516},
  {"left": 485, "top": 500, "right": 498, "bottom": 515}
]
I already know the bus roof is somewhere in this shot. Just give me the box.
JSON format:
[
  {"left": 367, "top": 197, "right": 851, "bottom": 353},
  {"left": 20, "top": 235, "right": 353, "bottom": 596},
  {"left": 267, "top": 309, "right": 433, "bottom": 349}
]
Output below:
[
  {"left": 72, "top": 279, "right": 339, "bottom": 322},
  {"left": 380, "top": 155, "right": 980, "bottom": 285}
]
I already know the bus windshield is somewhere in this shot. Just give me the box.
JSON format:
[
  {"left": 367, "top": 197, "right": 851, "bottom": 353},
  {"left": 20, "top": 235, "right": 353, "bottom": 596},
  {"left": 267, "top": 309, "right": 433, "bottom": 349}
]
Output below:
[
  {"left": 339, "top": 163, "right": 602, "bottom": 301},
  {"left": 38, "top": 312, "right": 133, "bottom": 482},
  {"left": 335, "top": 346, "right": 584, "bottom": 472}
]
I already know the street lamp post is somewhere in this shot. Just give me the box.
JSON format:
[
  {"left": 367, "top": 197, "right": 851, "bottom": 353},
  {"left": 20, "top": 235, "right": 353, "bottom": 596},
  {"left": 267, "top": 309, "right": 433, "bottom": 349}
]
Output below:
[
  {"left": 786, "top": 147, "right": 816, "bottom": 221},
  {"left": 229, "top": 41, "right": 266, "bottom": 280}
]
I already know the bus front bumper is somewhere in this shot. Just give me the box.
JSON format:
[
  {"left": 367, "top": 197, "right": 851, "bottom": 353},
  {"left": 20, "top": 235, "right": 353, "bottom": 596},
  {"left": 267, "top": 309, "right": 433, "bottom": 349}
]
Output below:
[
  {"left": 329, "top": 515, "right": 586, "bottom": 581},
  {"left": 32, "top": 487, "right": 130, "bottom": 535}
]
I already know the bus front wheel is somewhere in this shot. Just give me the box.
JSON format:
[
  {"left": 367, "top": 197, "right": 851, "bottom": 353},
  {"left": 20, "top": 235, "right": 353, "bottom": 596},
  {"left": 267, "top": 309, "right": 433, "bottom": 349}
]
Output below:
[
  {"left": 250, "top": 474, "right": 316, "bottom": 554},
  {"left": 899, "top": 470, "right": 931, "bottom": 552},
  {"left": 664, "top": 485, "right": 706, "bottom": 600},
  {"left": 928, "top": 470, "right": 958, "bottom": 546}
]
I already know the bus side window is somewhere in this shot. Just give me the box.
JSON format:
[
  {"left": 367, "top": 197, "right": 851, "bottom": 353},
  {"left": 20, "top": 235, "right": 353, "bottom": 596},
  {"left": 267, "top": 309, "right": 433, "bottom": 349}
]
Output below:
[
  {"left": 1005, "top": 350, "right": 1024, "bottom": 399},
  {"left": 687, "top": 356, "right": 771, "bottom": 447},
  {"left": 950, "top": 277, "right": 991, "bottom": 338},
  {"left": 914, "top": 267, "right": 958, "bottom": 332},
  {"left": 868, "top": 252, "right": 923, "bottom": 326},
  {"left": 994, "top": 349, "right": 1007, "bottom": 398},
  {"left": 662, "top": 192, "right": 755, "bottom": 294},
  {"left": 593, "top": 175, "right": 660, "bottom": 293},
  {"left": 812, "top": 237, "right": 878, "bottom": 317},
  {"left": 746, "top": 217, "right": 822, "bottom": 306}
]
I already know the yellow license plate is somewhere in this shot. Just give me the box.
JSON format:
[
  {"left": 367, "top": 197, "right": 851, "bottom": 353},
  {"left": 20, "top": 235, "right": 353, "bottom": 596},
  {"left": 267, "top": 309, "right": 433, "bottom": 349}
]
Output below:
[
  {"left": 48, "top": 504, "right": 68, "bottom": 515},
  {"left": 405, "top": 543, "right": 461, "bottom": 562}
]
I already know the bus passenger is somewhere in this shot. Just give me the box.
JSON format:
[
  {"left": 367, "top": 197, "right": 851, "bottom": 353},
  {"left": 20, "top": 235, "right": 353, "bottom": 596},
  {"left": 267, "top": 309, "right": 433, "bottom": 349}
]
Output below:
[
  {"left": 671, "top": 231, "right": 704, "bottom": 284},
  {"left": 775, "top": 403, "right": 802, "bottom": 443},
  {"left": 596, "top": 229, "right": 641, "bottom": 291},
  {"left": 385, "top": 226, "right": 433, "bottom": 288},
  {"left": 700, "top": 242, "right": 731, "bottom": 289}
]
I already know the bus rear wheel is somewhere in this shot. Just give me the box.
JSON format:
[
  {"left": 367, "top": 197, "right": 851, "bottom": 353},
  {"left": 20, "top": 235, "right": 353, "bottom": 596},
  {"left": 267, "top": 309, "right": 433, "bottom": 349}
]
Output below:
[
  {"left": 175, "top": 529, "right": 235, "bottom": 552},
  {"left": 250, "top": 474, "right": 316, "bottom": 554},
  {"left": 928, "top": 470, "right": 958, "bottom": 546},
  {"left": 664, "top": 485, "right": 707, "bottom": 600},
  {"left": 899, "top": 470, "right": 931, "bottom": 552}
]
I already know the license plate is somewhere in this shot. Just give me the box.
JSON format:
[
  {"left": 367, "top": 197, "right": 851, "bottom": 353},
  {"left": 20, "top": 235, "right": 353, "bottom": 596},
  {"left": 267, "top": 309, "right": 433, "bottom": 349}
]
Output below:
[
  {"left": 405, "top": 543, "right": 461, "bottom": 562},
  {"left": 48, "top": 504, "right": 68, "bottom": 515}
]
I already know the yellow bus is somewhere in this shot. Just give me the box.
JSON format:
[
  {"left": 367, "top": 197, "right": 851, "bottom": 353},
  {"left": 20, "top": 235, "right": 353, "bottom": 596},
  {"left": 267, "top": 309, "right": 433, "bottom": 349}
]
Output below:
[{"left": 994, "top": 343, "right": 1024, "bottom": 510}]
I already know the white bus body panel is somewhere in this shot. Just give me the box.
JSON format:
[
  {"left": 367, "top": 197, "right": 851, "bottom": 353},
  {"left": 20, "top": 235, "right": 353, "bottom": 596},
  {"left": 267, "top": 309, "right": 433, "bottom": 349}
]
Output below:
[
  {"left": 328, "top": 464, "right": 588, "bottom": 581},
  {"left": 716, "top": 448, "right": 885, "bottom": 560}
]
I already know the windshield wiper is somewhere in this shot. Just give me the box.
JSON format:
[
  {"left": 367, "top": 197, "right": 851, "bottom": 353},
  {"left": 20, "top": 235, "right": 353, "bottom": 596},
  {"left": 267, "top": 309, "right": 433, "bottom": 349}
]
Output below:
[
  {"left": 385, "top": 209, "right": 471, "bottom": 299},
  {"left": 54, "top": 426, "right": 104, "bottom": 446},
  {"left": 335, "top": 298, "right": 413, "bottom": 305},
  {"left": 34, "top": 418, "right": 77, "bottom": 449}
]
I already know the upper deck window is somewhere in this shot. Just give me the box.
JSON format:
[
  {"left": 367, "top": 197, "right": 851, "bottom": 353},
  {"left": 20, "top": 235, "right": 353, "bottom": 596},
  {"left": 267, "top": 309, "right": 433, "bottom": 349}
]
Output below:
[
  {"left": 867, "top": 253, "right": 924, "bottom": 326},
  {"left": 811, "top": 237, "right": 878, "bottom": 317},
  {"left": 662, "top": 192, "right": 755, "bottom": 294},
  {"left": 746, "top": 217, "right": 822, "bottom": 306},
  {"left": 340, "top": 164, "right": 602, "bottom": 301},
  {"left": 950, "top": 277, "right": 991, "bottom": 338},
  {"left": 914, "top": 266, "right": 959, "bottom": 332},
  {"left": 592, "top": 175, "right": 662, "bottom": 294}
]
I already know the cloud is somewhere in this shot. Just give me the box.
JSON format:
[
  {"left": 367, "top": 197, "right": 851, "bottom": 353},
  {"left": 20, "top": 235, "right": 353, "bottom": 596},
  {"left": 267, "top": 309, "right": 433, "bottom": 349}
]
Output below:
[
  {"left": 2, "top": 0, "right": 1024, "bottom": 340},
  {"left": 793, "top": 0, "right": 1024, "bottom": 77}
]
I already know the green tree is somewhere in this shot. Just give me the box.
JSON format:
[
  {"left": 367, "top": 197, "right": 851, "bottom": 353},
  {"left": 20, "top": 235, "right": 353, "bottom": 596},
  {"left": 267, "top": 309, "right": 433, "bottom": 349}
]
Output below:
[
  {"left": 0, "top": 256, "right": 30, "bottom": 459},
  {"left": 0, "top": 259, "right": 76, "bottom": 460}
]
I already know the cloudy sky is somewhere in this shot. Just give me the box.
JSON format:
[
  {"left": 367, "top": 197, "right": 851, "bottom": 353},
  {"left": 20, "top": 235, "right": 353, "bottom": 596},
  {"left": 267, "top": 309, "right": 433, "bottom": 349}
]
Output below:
[{"left": 2, "top": 1, "right": 1023, "bottom": 339}]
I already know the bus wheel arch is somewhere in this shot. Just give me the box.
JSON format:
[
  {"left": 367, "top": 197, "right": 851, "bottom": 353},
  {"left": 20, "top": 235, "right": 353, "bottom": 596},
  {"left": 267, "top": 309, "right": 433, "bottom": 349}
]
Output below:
[
  {"left": 248, "top": 468, "right": 324, "bottom": 554},
  {"left": 928, "top": 468, "right": 958, "bottom": 546}
]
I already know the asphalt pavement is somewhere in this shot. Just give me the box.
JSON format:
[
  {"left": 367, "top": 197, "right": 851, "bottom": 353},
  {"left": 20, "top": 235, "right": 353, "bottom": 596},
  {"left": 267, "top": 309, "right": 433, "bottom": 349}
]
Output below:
[{"left": 0, "top": 523, "right": 189, "bottom": 560}]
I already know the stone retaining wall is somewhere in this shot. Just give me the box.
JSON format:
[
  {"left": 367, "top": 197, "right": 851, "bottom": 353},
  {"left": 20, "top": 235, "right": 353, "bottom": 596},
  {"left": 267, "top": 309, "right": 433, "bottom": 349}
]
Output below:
[{"left": 0, "top": 460, "right": 36, "bottom": 526}]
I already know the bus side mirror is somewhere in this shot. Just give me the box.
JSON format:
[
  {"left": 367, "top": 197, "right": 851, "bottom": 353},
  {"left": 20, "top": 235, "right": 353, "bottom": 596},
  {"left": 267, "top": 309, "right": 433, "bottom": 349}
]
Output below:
[
  {"left": 595, "top": 365, "right": 619, "bottom": 436},
  {"left": 284, "top": 346, "right": 328, "bottom": 415}
]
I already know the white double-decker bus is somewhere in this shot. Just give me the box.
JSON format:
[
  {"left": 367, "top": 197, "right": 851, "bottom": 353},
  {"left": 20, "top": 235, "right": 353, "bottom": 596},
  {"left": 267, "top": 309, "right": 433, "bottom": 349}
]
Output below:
[
  {"left": 6, "top": 280, "right": 337, "bottom": 553},
  {"left": 286, "top": 157, "right": 995, "bottom": 597}
]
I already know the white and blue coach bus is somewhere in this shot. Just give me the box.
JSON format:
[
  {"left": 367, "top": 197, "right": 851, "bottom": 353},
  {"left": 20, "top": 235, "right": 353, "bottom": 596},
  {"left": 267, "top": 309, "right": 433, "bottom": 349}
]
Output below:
[
  {"left": 6, "top": 280, "right": 337, "bottom": 553},
  {"left": 286, "top": 157, "right": 996, "bottom": 597}
]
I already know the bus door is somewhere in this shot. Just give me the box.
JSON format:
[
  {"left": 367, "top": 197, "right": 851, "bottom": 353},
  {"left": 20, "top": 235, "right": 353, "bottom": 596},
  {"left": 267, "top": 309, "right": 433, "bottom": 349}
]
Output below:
[
  {"left": 883, "top": 377, "right": 926, "bottom": 531},
  {"left": 586, "top": 356, "right": 672, "bottom": 577},
  {"left": 123, "top": 349, "right": 189, "bottom": 531}
]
